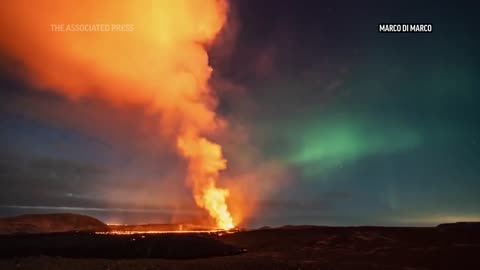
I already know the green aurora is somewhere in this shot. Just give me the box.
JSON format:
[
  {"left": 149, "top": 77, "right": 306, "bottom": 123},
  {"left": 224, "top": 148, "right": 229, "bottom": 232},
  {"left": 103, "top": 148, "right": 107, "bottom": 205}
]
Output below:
[{"left": 289, "top": 114, "right": 421, "bottom": 177}]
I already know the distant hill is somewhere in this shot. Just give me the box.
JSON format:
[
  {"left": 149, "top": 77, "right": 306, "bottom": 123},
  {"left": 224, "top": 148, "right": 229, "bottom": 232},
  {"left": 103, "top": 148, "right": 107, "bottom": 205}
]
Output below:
[
  {"left": 0, "top": 213, "right": 110, "bottom": 234},
  {"left": 437, "top": 222, "right": 480, "bottom": 231}
]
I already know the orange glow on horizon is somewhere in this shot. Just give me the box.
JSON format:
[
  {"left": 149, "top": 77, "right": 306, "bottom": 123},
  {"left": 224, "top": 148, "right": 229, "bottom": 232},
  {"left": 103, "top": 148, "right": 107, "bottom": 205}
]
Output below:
[{"left": 95, "top": 228, "right": 239, "bottom": 235}]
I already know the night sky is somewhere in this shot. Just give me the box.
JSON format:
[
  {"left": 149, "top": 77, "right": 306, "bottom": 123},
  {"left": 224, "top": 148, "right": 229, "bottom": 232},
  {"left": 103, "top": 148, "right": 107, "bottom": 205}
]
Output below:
[{"left": 0, "top": 0, "right": 479, "bottom": 227}]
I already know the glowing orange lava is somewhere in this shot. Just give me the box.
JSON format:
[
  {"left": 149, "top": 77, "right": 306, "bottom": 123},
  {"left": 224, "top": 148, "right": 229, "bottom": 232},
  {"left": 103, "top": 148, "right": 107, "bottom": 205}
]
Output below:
[{"left": 95, "top": 229, "right": 232, "bottom": 235}]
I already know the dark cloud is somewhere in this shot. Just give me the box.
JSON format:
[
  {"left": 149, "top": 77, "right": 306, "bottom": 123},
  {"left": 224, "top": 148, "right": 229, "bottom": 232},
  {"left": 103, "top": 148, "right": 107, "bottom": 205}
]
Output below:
[{"left": 0, "top": 154, "right": 106, "bottom": 206}]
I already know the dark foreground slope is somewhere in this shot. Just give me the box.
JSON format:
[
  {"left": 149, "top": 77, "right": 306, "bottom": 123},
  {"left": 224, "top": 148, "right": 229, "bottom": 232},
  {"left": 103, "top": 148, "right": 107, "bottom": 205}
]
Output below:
[
  {"left": 0, "top": 213, "right": 109, "bottom": 234},
  {"left": 0, "top": 232, "right": 243, "bottom": 259},
  {"left": 0, "top": 225, "right": 479, "bottom": 270},
  {"left": 221, "top": 225, "right": 480, "bottom": 269}
]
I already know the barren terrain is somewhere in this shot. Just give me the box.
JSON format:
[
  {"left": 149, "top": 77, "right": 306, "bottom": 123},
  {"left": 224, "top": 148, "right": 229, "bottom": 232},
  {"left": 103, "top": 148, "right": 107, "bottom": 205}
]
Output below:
[{"left": 1, "top": 224, "right": 479, "bottom": 270}]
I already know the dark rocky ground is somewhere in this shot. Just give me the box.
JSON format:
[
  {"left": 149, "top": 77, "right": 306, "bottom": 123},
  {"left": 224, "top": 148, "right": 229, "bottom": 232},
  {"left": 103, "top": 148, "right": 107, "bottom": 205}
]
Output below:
[
  {"left": 0, "top": 232, "right": 243, "bottom": 259},
  {"left": 0, "top": 224, "right": 479, "bottom": 270}
]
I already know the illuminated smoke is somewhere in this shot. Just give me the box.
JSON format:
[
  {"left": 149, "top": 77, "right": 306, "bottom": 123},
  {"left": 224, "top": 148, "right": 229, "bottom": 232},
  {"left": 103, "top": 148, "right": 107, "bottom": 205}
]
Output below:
[{"left": 0, "top": 0, "right": 235, "bottom": 229}]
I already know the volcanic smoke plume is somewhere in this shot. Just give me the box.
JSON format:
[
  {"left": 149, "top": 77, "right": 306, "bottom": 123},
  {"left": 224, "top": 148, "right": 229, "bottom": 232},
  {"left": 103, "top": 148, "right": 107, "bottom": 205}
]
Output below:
[{"left": 0, "top": 0, "right": 234, "bottom": 229}]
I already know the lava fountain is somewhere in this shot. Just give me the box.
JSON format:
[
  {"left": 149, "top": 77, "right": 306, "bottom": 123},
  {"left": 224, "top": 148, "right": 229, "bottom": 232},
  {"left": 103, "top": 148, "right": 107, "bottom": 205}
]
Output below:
[{"left": 0, "top": 0, "right": 236, "bottom": 229}]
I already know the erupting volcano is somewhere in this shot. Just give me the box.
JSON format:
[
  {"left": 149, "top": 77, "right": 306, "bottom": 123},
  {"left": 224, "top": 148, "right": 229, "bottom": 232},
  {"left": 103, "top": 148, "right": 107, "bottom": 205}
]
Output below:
[
  {"left": 177, "top": 129, "right": 234, "bottom": 229},
  {"left": 0, "top": 0, "right": 479, "bottom": 269},
  {"left": 0, "top": 0, "right": 236, "bottom": 229}
]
